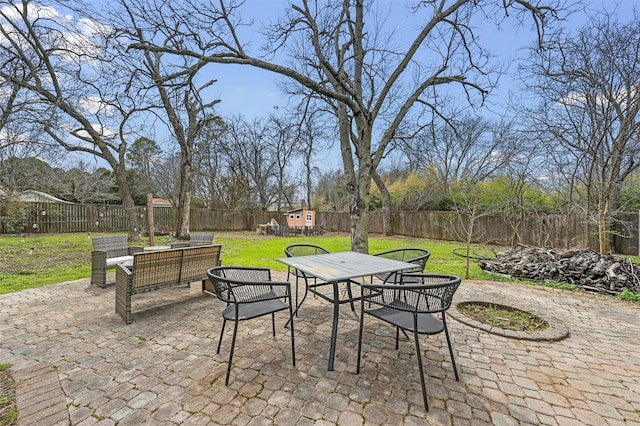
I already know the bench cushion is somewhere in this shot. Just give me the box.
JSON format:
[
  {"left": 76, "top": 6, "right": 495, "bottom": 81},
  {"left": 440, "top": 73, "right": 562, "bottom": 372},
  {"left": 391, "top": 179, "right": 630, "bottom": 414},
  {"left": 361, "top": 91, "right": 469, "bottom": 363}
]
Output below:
[{"left": 106, "top": 255, "right": 134, "bottom": 268}]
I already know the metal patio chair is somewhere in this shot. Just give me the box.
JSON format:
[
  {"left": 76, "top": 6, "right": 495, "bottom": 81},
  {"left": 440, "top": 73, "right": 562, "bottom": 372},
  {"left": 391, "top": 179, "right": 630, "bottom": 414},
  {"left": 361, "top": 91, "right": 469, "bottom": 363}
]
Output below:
[
  {"left": 372, "top": 248, "right": 431, "bottom": 283},
  {"left": 357, "top": 273, "right": 461, "bottom": 411},
  {"left": 207, "top": 266, "right": 295, "bottom": 386},
  {"left": 171, "top": 231, "right": 214, "bottom": 248},
  {"left": 285, "top": 244, "right": 356, "bottom": 313}
]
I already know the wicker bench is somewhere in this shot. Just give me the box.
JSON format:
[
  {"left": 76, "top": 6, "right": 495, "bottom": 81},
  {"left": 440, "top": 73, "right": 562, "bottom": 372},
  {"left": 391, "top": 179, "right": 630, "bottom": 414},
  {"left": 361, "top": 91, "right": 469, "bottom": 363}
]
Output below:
[
  {"left": 171, "top": 231, "right": 214, "bottom": 248},
  {"left": 91, "top": 236, "right": 144, "bottom": 288},
  {"left": 115, "top": 244, "right": 222, "bottom": 323}
]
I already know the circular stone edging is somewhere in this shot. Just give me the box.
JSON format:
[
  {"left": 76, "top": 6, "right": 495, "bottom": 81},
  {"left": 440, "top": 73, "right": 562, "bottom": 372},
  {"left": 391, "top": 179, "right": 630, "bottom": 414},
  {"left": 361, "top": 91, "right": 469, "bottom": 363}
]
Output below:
[{"left": 448, "top": 299, "right": 570, "bottom": 342}]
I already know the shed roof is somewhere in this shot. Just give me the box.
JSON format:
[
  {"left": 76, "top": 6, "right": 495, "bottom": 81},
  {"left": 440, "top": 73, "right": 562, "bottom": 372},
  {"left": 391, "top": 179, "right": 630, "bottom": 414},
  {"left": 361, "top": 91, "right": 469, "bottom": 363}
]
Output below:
[{"left": 16, "top": 190, "right": 72, "bottom": 204}]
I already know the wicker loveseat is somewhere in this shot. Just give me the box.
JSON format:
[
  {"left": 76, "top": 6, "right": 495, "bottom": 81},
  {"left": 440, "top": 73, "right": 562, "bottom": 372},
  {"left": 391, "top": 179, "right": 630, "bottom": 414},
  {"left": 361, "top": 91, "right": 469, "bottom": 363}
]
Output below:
[
  {"left": 115, "top": 244, "right": 222, "bottom": 323},
  {"left": 91, "top": 236, "right": 144, "bottom": 288},
  {"left": 170, "top": 231, "right": 214, "bottom": 248}
]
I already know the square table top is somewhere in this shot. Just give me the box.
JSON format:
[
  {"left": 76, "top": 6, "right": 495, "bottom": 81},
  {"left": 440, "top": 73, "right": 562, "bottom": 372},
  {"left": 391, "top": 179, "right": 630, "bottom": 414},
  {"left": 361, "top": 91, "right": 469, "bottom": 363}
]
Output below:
[{"left": 277, "top": 251, "right": 417, "bottom": 282}]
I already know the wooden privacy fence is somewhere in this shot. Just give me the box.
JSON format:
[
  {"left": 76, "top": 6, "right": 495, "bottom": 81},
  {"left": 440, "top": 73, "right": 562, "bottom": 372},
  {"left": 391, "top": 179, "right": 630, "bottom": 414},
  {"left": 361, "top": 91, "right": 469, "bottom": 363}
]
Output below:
[
  {"left": 0, "top": 202, "right": 285, "bottom": 235},
  {"left": 3, "top": 202, "right": 639, "bottom": 255}
]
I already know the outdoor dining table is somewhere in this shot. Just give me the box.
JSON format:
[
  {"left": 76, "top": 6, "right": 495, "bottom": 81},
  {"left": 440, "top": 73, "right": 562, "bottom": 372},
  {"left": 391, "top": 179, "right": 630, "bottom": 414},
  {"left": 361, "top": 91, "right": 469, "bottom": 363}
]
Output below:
[{"left": 277, "top": 251, "right": 417, "bottom": 371}]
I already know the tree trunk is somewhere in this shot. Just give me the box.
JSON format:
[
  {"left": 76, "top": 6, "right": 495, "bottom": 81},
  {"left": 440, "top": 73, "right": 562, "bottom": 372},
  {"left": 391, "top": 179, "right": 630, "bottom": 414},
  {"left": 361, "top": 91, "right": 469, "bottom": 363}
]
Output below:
[
  {"left": 372, "top": 170, "right": 393, "bottom": 236},
  {"left": 175, "top": 151, "right": 192, "bottom": 239},
  {"left": 336, "top": 102, "right": 370, "bottom": 254},
  {"left": 598, "top": 198, "right": 612, "bottom": 254},
  {"left": 465, "top": 206, "right": 477, "bottom": 279},
  {"left": 113, "top": 162, "right": 139, "bottom": 241},
  {"left": 347, "top": 176, "right": 370, "bottom": 253},
  {"left": 305, "top": 152, "right": 313, "bottom": 208}
]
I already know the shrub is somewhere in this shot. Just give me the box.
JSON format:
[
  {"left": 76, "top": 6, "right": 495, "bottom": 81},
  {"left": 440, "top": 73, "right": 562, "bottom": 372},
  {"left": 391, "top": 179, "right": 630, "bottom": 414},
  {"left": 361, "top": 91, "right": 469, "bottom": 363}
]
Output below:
[{"left": 0, "top": 197, "right": 27, "bottom": 234}]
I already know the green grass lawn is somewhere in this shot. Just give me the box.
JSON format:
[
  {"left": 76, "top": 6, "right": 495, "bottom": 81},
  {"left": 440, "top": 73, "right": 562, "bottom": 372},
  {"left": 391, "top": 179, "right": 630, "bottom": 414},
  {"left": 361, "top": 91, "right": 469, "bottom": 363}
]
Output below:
[{"left": 0, "top": 231, "right": 512, "bottom": 294}]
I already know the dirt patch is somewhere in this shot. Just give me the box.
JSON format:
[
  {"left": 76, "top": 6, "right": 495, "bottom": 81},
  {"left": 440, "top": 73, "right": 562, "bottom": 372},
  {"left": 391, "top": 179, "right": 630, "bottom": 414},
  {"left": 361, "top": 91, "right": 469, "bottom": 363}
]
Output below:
[{"left": 457, "top": 301, "right": 549, "bottom": 332}]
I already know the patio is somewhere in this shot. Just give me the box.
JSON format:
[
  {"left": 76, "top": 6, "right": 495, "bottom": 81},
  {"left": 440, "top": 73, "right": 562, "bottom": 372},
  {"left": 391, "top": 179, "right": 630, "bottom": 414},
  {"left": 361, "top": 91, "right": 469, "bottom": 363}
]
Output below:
[{"left": 1, "top": 273, "right": 639, "bottom": 425}]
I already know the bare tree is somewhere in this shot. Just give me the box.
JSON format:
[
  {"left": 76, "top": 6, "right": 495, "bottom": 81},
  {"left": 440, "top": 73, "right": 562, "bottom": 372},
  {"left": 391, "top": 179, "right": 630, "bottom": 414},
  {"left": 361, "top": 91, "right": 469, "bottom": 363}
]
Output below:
[
  {"left": 0, "top": 0, "right": 144, "bottom": 238},
  {"left": 130, "top": 0, "right": 561, "bottom": 252},
  {"left": 218, "top": 115, "right": 280, "bottom": 210},
  {"left": 193, "top": 119, "right": 226, "bottom": 208},
  {"left": 113, "top": 1, "right": 221, "bottom": 239},
  {"left": 152, "top": 151, "right": 181, "bottom": 207},
  {"left": 314, "top": 169, "right": 349, "bottom": 212},
  {"left": 193, "top": 115, "right": 290, "bottom": 210},
  {"left": 397, "top": 115, "right": 532, "bottom": 276},
  {"left": 524, "top": 8, "right": 640, "bottom": 253},
  {"left": 294, "top": 106, "right": 332, "bottom": 209},
  {"left": 400, "top": 115, "right": 528, "bottom": 208},
  {"left": 279, "top": 90, "right": 336, "bottom": 209},
  {"left": 265, "top": 113, "right": 299, "bottom": 211},
  {"left": 57, "top": 161, "right": 117, "bottom": 204},
  {"left": 0, "top": 25, "right": 71, "bottom": 194}
]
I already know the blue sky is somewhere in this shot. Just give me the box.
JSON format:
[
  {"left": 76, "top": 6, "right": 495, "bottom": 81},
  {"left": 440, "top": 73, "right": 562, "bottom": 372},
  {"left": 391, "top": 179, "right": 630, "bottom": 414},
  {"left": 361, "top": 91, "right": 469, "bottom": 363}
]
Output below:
[
  {"left": 209, "top": 0, "right": 638, "bottom": 122},
  {"left": 56, "top": 0, "right": 636, "bottom": 172},
  {"left": 191, "top": 0, "right": 638, "bottom": 174}
]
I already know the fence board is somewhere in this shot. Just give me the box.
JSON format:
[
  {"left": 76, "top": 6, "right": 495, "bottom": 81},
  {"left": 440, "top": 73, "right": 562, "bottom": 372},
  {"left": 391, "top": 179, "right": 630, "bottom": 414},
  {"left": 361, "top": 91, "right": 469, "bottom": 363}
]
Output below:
[{"left": 3, "top": 202, "right": 639, "bottom": 255}]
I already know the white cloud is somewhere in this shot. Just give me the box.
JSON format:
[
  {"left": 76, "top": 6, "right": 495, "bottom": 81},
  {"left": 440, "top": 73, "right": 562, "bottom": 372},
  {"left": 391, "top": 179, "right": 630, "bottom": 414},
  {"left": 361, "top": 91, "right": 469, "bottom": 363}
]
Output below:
[
  {"left": 0, "top": 2, "right": 111, "bottom": 64},
  {"left": 78, "top": 95, "right": 115, "bottom": 116},
  {"left": 558, "top": 84, "right": 640, "bottom": 109}
]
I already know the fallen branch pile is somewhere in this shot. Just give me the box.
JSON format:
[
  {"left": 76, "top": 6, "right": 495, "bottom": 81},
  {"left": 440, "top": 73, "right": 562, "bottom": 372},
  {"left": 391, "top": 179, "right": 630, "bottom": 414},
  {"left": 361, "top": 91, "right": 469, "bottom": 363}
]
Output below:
[{"left": 478, "top": 245, "right": 640, "bottom": 295}]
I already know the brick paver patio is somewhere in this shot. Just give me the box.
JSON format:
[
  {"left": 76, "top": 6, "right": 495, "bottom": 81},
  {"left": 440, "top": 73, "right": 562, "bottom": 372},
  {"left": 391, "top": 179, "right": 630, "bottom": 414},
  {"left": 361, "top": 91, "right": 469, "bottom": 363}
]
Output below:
[{"left": 1, "top": 272, "right": 639, "bottom": 425}]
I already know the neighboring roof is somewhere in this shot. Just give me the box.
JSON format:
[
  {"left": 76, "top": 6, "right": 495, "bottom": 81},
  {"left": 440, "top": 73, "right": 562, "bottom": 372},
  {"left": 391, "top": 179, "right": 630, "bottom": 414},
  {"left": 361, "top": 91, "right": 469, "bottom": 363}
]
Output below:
[
  {"left": 151, "top": 198, "right": 173, "bottom": 207},
  {"left": 16, "top": 190, "right": 73, "bottom": 204},
  {"left": 287, "top": 208, "right": 315, "bottom": 213}
]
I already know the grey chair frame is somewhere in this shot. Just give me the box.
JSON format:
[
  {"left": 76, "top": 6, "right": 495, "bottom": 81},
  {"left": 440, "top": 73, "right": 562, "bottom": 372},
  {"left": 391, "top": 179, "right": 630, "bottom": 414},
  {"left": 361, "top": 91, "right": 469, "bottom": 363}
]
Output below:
[
  {"left": 284, "top": 244, "right": 356, "bottom": 315},
  {"left": 372, "top": 248, "right": 431, "bottom": 283},
  {"left": 285, "top": 244, "right": 329, "bottom": 313},
  {"left": 357, "top": 273, "right": 461, "bottom": 412},
  {"left": 207, "top": 266, "right": 295, "bottom": 386},
  {"left": 171, "top": 231, "right": 214, "bottom": 248},
  {"left": 91, "top": 236, "right": 143, "bottom": 288}
]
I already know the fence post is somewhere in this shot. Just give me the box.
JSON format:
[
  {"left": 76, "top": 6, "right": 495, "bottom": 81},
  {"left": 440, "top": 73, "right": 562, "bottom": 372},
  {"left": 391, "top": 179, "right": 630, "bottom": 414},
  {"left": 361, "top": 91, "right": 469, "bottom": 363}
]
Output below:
[{"left": 147, "top": 193, "right": 155, "bottom": 246}]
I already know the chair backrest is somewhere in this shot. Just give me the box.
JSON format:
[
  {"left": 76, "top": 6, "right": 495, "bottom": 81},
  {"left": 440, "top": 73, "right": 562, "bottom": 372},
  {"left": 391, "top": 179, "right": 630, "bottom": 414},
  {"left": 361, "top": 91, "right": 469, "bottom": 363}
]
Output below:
[
  {"left": 131, "top": 250, "right": 184, "bottom": 289},
  {"left": 93, "top": 236, "right": 129, "bottom": 257},
  {"left": 374, "top": 248, "right": 430, "bottom": 273},
  {"left": 285, "top": 244, "right": 329, "bottom": 257},
  {"left": 179, "top": 244, "right": 221, "bottom": 282},
  {"left": 207, "top": 266, "right": 272, "bottom": 303},
  {"left": 365, "top": 273, "right": 460, "bottom": 314},
  {"left": 190, "top": 232, "right": 214, "bottom": 246}
]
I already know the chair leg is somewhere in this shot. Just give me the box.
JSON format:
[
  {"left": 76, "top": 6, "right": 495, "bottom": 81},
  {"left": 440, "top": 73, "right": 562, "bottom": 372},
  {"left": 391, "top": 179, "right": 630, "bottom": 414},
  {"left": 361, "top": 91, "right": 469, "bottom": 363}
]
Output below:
[
  {"left": 217, "top": 319, "right": 227, "bottom": 354},
  {"left": 413, "top": 325, "right": 429, "bottom": 412},
  {"left": 400, "top": 328, "right": 410, "bottom": 341},
  {"left": 356, "top": 300, "right": 365, "bottom": 373},
  {"left": 295, "top": 275, "right": 299, "bottom": 317},
  {"left": 346, "top": 281, "right": 355, "bottom": 311},
  {"left": 225, "top": 319, "right": 239, "bottom": 386},
  {"left": 271, "top": 313, "right": 276, "bottom": 337},
  {"left": 286, "top": 274, "right": 308, "bottom": 328},
  {"left": 395, "top": 326, "right": 400, "bottom": 350},
  {"left": 288, "top": 300, "right": 296, "bottom": 366},
  {"left": 442, "top": 316, "right": 459, "bottom": 381}
]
